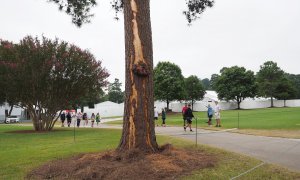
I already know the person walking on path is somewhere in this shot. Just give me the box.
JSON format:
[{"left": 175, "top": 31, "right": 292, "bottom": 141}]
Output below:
[
  {"left": 76, "top": 112, "right": 82, "bottom": 128},
  {"left": 90, "top": 113, "right": 95, "bottom": 128},
  {"left": 66, "top": 112, "right": 72, "bottom": 127},
  {"left": 161, "top": 108, "right": 166, "bottom": 127},
  {"left": 154, "top": 107, "right": 159, "bottom": 127},
  {"left": 96, "top": 113, "right": 101, "bottom": 126},
  {"left": 60, "top": 112, "right": 66, "bottom": 127},
  {"left": 182, "top": 103, "right": 188, "bottom": 131},
  {"left": 214, "top": 101, "right": 221, "bottom": 127},
  {"left": 207, "top": 104, "right": 214, "bottom": 127},
  {"left": 184, "top": 104, "right": 194, "bottom": 132},
  {"left": 83, "top": 113, "right": 88, "bottom": 127}
]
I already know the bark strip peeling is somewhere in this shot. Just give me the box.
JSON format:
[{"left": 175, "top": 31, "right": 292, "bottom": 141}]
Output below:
[
  {"left": 130, "top": 0, "right": 149, "bottom": 76},
  {"left": 118, "top": 0, "right": 158, "bottom": 152},
  {"left": 129, "top": 0, "right": 152, "bottom": 150}
]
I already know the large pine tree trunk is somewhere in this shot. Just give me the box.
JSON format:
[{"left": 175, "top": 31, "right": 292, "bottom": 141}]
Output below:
[{"left": 118, "top": 0, "right": 158, "bottom": 152}]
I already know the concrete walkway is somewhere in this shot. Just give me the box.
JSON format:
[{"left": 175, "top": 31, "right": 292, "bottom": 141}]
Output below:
[
  {"left": 98, "top": 122, "right": 300, "bottom": 173},
  {"left": 154, "top": 126, "right": 300, "bottom": 173}
]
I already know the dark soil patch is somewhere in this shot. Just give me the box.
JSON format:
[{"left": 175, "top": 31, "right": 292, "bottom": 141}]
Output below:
[
  {"left": 6, "top": 129, "right": 68, "bottom": 134},
  {"left": 27, "top": 144, "right": 217, "bottom": 180}
]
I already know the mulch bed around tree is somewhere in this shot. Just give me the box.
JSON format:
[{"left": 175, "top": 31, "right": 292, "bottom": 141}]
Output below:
[{"left": 27, "top": 144, "right": 217, "bottom": 180}]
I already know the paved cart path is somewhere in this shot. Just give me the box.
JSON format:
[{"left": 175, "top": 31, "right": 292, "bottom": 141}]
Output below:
[
  {"left": 153, "top": 126, "right": 300, "bottom": 173},
  {"left": 98, "top": 122, "right": 300, "bottom": 173}
]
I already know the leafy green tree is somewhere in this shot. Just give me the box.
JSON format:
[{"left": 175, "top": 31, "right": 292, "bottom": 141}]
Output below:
[
  {"left": 210, "top": 73, "right": 219, "bottom": 90},
  {"left": 185, "top": 75, "right": 206, "bottom": 111},
  {"left": 154, "top": 62, "right": 185, "bottom": 110},
  {"left": 274, "top": 76, "right": 297, "bottom": 107},
  {"left": 286, "top": 74, "right": 300, "bottom": 99},
  {"left": 0, "top": 36, "right": 109, "bottom": 131},
  {"left": 108, "top": 78, "right": 124, "bottom": 103},
  {"left": 0, "top": 40, "right": 20, "bottom": 116},
  {"left": 99, "top": 93, "right": 109, "bottom": 102},
  {"left": 201, "top": 78, "right": 211, "bottom": 90},
  {"left": 214, "top": 66, "right": 256, "bottom": 109},
  {"left": 49, "top": 0, "right": 213, "bottom": 151},
  {"left": 256, "top": 61, "right": 285, "bottom": 107}
]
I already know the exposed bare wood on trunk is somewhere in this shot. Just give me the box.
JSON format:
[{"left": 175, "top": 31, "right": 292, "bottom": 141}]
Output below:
[{"left": 118, "top": 0, "right": 158, "bottom": 152}]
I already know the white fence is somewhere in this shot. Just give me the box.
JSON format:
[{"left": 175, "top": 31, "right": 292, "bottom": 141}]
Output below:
[
  {"left": 0, "top": 105, "right": 23, "bottom": 120},
  {"left": 82, "top": 101, "right": 124, "bottom": 118},
  {"left": 1, "top": 99, "right": 300, "bottom": 120},
  {"left": 169, "top": 99, "right": 300, "bottom": 112}
]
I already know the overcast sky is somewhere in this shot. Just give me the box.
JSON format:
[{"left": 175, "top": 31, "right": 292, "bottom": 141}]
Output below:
[{"left": 1, "top": 0, "right": 299, "bottom": 90}]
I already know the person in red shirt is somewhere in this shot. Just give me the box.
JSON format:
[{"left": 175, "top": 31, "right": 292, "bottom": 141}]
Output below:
[{"left": 182, "top": 103, "right": 188, "bottom": 131}]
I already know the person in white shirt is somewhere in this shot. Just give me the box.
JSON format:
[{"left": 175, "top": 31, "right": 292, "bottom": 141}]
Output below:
[
  {"left": 76, "top": 112, "right": 82, "bottom": 128},
  {"left": 214, "top": 101, "right": 221, "bottom": 127},
  {"left": 154, "top": 107, "right": 159, "bottom": 127}
]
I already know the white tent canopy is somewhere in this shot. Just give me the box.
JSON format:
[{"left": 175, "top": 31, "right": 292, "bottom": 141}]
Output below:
[{"left": 82, "top": 101, "right": 124, "bottom": 118}]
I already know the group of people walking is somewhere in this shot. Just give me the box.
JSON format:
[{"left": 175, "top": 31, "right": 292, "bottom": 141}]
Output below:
[
  {"left": 153, "top": 101, "right": 222, "bottom": 131},
  {"left": 61, "top": 102, "right": 221, "bottom": 130},
  {"left": 59, "top": 112, "right": 72, "bottom": 127},
  {"left": 181, "top": 101, "right": 222, "bottom": 131},
  {"left": 206, "top": 101, "right": 221, "bottom": 127},
  {"left": 182, "top": 103, "right": 194, "bottom": 131},
  {"left": 60, "top": 111, "right": 101, "bottom": 128}
]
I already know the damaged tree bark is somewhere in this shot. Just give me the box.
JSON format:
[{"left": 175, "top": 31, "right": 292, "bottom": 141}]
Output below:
[{"left": 118, "top": 0, "right": 158, "bottom": 152}]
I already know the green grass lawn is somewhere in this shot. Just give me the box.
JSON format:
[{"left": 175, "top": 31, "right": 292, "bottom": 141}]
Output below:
[
  {"left": 106, "top": 107, "right": 300, "bottom": 130},
  {"left": 0, "top": 125, "right": 300, "bottom": 179},
  {"left": 0, "top": 125, "right": 121, "bottom": 179}
]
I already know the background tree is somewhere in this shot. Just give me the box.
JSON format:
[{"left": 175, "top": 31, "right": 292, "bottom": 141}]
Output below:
[
  {"left": 185, "top": 75, "right": 206, "bottom": 111},
  {"left": 0, "top": 36, "right": 109, "bottom": 131},
  {"left": 210, "top": 73, "right": 219, "bottom": 91},
  {"left": 0, "top": 40, "right": 20, "bottom": 116},
  {"left": 108, "top": 78, "right": 124, "bottom": 103},
  {"left": 214, "top": 66, "right": 256, "bottom": 109},
  {"left": 256, "top": 61, "right": 285, "bottom": 107},
  {"left": 49, "top": 0, "right": 214, "bottom": 152},
  {"left": 201, "top": 78, "right": 211, "bottom": 90},
  {"left": 274, "top": 76, "right": 297, "bottom": 107},
  {"left": 286, "top": 74, "right": 300, "bottom": 99},
  {"left": 154, "top": 61, "right": 185, "bottom": 110}
]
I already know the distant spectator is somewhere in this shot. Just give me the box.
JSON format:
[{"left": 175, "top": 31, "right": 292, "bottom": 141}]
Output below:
[
  {"left": 96, "top": 113, "right": 101, "bottom": 126},
  {"left": 207, "top": 104, "right": 214, "bottom": 127},
  {"left": 214, "top": 101, "right": 221, "bottom": 127},
  {"left": 83, "top": 113, "right": 88, "bottom": 127},
  {"left": 76, "top": 112, "right": 82, "bottom": 128},
  {"left": 91, "top": 113, "right": 95, "bottom": 128},
  {"left": 154, "top": 107, "right": 159, "bottom": 127},
  {"left": 161, "top": 108, "right": 166, "bottom": 127},
  {"left": 60, "top": 112, "right": 66, "bottom": 127},
  {"left": 182, "top": 103, "right": 188, "bottom": 131},
  {"left": 184, "top": 104, "right": 194, "bottom": 132},
  {"left": 66, "top": 112, "right": 72, "bottom": 127}
]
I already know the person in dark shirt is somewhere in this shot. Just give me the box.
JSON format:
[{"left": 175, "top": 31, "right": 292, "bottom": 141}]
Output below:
[
  {"left": 66, "top": 112, "right": 72, "bottom": 127},
  {"left": 60, "top": 112, "right": 66, "bottom": 127},
  {"left": 161, "top": 108, "right": 166, "bottom": 127},
  {"left": 184, "top": 104, "right": 194, "bottom": 132}
]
